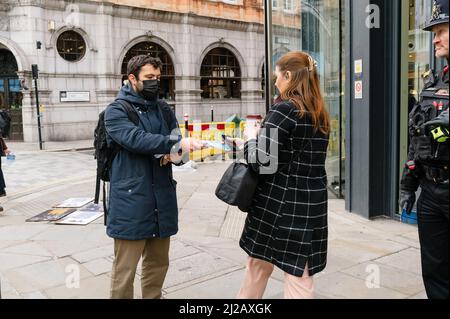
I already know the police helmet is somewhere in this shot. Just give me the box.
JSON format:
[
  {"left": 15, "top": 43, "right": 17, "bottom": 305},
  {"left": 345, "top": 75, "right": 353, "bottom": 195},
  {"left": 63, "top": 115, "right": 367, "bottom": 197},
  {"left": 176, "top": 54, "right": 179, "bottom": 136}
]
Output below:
[{"left": 423, "top": 0, "right": 449, "bottom": 31}]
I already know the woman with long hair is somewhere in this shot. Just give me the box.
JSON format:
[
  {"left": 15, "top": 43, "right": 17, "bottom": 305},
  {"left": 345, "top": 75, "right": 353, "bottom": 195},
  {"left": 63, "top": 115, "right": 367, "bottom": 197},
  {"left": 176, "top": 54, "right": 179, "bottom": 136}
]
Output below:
[{"left": 237, "top": 51, "right": 330, "bottom": 299}]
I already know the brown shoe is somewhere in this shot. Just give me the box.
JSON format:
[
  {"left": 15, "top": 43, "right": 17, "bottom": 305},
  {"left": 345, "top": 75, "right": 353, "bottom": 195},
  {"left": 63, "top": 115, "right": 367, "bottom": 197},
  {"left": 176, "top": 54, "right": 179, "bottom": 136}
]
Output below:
[{"left": 0, "top": 206, "right": 3, "bottom": 212}]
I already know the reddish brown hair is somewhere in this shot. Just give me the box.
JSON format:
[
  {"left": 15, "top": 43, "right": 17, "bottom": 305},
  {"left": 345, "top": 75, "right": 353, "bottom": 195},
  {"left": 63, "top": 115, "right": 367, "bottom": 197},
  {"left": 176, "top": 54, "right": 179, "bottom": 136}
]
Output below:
[{"left": 276, "top": 51, "right": 330, "bottom": 135}]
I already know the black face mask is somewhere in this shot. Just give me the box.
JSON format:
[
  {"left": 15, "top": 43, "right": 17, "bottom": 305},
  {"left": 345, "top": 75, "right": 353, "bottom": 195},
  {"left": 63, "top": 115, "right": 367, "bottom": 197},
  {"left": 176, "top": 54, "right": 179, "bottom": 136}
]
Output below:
[{"left": 139, "top": 79, "right": 160, "bottom": 101}]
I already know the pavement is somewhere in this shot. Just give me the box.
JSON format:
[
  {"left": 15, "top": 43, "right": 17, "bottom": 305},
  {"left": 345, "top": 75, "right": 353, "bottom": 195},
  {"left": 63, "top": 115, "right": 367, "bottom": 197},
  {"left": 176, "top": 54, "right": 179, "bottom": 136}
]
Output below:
[{"left": 0, "top": 140, "right": 426, "bottom": 299}]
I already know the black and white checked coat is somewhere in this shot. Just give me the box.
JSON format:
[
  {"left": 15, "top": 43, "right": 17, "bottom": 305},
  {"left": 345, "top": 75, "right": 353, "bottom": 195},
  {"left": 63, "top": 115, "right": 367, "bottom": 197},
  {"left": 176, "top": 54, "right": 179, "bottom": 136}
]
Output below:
[{"left": 240, "top": 100, "right": 329, "bottom": 277}]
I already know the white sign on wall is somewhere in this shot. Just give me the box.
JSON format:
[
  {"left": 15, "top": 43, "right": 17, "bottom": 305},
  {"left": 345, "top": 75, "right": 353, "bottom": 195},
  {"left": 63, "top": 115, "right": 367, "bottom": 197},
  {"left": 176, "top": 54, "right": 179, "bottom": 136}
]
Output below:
[
  {"left": 355, "top": 81, "right": 363, "bottom": 99},
  {"left": 354, "top": 59, "right": 363, "bottom": 74},
  {"left": 60, "top": 91, "right": 90, "bottom": 102}
]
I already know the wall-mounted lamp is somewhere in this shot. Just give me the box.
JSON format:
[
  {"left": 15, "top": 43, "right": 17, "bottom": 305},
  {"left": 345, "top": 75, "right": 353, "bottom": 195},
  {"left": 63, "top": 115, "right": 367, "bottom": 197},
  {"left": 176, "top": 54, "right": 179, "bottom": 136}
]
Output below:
[{"left": 48, "top": 20, "right": 55, "bottom": 32}]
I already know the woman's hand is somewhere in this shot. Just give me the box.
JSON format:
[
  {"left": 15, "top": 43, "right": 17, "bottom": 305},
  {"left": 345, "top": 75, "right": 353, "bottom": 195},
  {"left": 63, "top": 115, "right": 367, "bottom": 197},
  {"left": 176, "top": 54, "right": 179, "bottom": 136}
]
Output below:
[
  {"left": 4, "top": 148, "right": 11, "bottom": 155},
  {"left": 244, "top": 123, "right": 261, "bottom": 141}
]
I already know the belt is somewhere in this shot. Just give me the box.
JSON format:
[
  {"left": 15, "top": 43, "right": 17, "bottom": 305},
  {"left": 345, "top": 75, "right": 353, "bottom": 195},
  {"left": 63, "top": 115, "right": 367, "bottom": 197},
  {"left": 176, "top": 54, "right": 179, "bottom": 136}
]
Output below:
[{"left": 422, "top": 164, "right": 449, "bottom": 184}]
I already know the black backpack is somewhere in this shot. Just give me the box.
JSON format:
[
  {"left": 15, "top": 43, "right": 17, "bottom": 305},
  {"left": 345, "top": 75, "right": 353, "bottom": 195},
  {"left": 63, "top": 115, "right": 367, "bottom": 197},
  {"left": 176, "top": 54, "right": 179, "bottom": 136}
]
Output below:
[{"left": 93, "top": 99, "right": 173, "bottom": 225}]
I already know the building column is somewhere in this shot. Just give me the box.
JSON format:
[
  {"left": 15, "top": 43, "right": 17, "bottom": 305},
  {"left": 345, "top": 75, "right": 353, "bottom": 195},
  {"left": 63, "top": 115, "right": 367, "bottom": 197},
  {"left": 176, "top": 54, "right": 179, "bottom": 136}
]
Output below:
[
  {"left": 345, "top": 0, "right": 401, "bottom": 218},
  {"left": 174, "top": 76, "right": 203, "bottom": 122},
  {"left": 241, "top": 77, "right": 264, "bottom": 117}
]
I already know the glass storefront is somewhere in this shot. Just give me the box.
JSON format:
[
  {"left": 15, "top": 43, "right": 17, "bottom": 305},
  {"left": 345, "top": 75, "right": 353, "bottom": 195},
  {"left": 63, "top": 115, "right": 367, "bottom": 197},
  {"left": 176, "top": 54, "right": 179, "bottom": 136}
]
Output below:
[
  {"left": 408, "top": 0, "right": 433, "bottom": 108},
  {"left": 398, "top": 0, "right": 434, "bottom": 214},
  {"left": 266, "top": 0, "right": 345, "bottom": 197}
]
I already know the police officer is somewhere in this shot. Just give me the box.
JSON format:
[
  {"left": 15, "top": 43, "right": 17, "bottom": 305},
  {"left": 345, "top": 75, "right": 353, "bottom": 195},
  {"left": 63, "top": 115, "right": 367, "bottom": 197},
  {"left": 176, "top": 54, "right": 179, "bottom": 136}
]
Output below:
[{"left": 400, "top": 0, "right": 449, "bottom": 300}]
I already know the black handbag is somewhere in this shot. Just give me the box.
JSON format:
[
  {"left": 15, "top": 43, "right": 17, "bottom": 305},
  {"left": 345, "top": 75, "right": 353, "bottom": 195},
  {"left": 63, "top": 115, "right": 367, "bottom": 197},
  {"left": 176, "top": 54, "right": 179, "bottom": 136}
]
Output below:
[
  {"left": 215, "top": 135, "right": 309, "bottom": 212},
  {"left": 215, "top": 159, "right": 259, "bottom": 212}
]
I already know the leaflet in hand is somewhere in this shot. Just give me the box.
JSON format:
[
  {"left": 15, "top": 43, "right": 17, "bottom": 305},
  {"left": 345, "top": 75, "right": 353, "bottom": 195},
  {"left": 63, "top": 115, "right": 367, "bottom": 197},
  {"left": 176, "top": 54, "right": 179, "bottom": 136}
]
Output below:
[{"left": 202, "top": 140, "right": 232, "bottom": 152}]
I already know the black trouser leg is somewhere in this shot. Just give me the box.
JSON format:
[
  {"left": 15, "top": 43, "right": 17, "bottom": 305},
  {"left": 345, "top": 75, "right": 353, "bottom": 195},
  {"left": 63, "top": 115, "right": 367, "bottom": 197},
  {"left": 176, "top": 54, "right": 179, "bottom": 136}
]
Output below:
[
  {"left": 0, "top": 157, "right": 5, "bottom": 191},
  {"left": 417, "top": 183, "right": 449, "bottom": 300}
]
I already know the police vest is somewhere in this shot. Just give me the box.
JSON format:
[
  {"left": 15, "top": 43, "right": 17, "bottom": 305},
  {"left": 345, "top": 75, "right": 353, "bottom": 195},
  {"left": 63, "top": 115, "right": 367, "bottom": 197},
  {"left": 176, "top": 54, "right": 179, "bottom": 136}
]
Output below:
[{"left": 409, "top": 67, "right": 449, "bottom": 168}]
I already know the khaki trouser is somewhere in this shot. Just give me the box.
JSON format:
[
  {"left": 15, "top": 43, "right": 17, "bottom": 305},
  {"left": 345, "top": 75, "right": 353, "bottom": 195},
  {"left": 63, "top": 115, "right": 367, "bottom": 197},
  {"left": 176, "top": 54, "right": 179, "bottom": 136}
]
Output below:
[
  {"left": 110, "top": 237, "right": 170, "bottom": 299},
  {"left": 237, "top": 257, "right": 314, "bottom": 299}
]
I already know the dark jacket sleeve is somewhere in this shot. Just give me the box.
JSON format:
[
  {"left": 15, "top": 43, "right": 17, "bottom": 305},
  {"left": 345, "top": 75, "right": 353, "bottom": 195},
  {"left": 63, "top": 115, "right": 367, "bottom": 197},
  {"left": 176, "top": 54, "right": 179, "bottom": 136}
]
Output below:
[
  {"left": 0, "top": 138, "right": 6, "bottom": 150},
  {"left": 161, "top": 102, "right": 189, "bottom": 166},
  {"left": 105, "top": 102, "right": 179, "bottom": 155},
  {"left": 244, "top": 102, "right": 296, "bottom": 174},
  {"left": 400, "top": 139, "right": 420, "bottom": 193}
]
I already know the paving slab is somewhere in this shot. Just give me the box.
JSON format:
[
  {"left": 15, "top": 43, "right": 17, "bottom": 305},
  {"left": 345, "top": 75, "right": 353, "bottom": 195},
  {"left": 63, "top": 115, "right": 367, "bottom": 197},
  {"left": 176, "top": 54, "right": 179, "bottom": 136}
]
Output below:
[
  {"left": 0, "top": 224, "right": 52, "bottom": 241},
  {"left": 328, "top": 239, "right": 409, "bottom": 264},
  {"left": 315, "top": 272, "right": 409, "bottom": 299},
  {"left": 4, "top": 257, "right": 93, "bottom": 294},
  {"left": 341, "top": 261, "right": 425, "bottom": 296},
  {"left": 375, "top": 248, "right": 422, "bottom": 276},
  {"left": 44, "top": 274, "right": 111, "bottom": 299},
  {"left": 0, "top": 252, "right": 51, "bottom": 272},
  {"left": 165, "top": 269, "right": 284, "bottom": 299},
  {"left": 2, "top": 241, "right": 53, "bottom": 257},
  {"left": 71, "top": 244, "right": 114, "bottom": 263},
  {"left": 82, "top": 258, "right": 113, "bottom": 276},
  {"left": 163, "top": 252, "right": 238, "bottom": 289}
]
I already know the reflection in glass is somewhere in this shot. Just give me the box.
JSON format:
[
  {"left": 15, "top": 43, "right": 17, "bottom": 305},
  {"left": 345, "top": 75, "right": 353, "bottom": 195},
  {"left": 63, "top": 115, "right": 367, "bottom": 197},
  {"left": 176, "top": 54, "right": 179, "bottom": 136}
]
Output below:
[
  {"left": 270, "top": 0, "right": 344, "bottom": 196},
  {"left": 408, "top": 0, "right": 432, "bottom": 107},
  {"left": 8, "top": 79, "right": 23, "bottom": 110}
]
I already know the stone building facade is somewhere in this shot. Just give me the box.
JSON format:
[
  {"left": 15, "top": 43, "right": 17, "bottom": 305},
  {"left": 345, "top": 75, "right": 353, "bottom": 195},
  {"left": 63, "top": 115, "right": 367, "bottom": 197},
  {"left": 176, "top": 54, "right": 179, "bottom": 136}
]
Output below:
[{"left": 0, "top": 0, "right": 271, "bottom": 142}]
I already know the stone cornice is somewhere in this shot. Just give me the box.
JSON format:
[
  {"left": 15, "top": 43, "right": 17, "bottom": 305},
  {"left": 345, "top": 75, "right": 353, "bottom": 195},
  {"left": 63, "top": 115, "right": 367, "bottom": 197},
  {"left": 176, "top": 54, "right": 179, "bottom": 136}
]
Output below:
[
  {"left": 8, "top": 0, "right": 265, "bottom": 33},
  {"left": 36, "top": 72, "right": 122, "bottom": 79}
]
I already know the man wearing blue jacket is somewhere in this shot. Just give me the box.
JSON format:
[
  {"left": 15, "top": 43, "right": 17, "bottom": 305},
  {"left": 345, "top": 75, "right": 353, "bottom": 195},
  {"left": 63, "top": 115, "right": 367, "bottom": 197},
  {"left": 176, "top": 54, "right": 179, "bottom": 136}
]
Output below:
[{"left": 105, "top": 55, "right": 203, "bottom": 299}]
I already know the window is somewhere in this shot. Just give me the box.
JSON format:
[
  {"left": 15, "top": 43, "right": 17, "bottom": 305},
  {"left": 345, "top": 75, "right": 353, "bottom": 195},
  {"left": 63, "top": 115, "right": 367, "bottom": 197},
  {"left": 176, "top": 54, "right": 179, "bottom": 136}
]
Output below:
[
  {"left": 121, "top": 42, "right": 176, "bottom": 100},
  {"left": 0, "top": 49, "right": 18, "bottom": 75},
  {"left": 284, "top": 0, "right": 293, "bottom": 11},
  {"left": 56, "top": 31, "right": 86, "bottom": 62},
  {"left": 200, "top": 48, "right": 241, "bottom": 99},
  {"left": 272, "top": 0, "right": 279, "bottom": 8}
]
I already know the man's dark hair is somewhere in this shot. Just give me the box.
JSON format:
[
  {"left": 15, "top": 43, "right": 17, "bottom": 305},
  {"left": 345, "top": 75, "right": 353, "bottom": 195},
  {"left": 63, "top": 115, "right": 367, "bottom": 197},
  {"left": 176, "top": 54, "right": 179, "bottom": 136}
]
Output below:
[{"left": 127, "top": 55, "right": 163, "bottom": 79}]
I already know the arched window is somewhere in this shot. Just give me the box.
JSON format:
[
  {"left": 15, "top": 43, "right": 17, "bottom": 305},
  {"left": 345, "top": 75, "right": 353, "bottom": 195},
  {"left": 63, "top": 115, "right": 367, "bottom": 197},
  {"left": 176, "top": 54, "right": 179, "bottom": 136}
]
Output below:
[
  {"left": 121, "top": 42, "right": 175, "bottom": 101},
  {"left": 200, "top": 48, "right": 241, "bottom": 99},
  {"left": 56, "top": 31, "right": 86, "bottom": 62}
]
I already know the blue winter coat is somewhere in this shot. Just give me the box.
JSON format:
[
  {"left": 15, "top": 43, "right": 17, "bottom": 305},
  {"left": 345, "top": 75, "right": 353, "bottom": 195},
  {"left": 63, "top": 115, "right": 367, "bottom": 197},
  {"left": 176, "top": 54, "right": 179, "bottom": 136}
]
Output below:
[{"left": 104, "top": 84, "right": 181, "bottom": 240}]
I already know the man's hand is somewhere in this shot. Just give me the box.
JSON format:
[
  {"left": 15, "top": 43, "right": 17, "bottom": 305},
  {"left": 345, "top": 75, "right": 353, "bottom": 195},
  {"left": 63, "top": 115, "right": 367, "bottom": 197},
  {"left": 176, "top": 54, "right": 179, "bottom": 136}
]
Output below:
[
  {"left": 232, "top": 138, "right": 245, "bottom": 149},
  {"left": 180, "top": 138, "right": 206, "bottom": 153},
  {"left": 4, "top": 148, "right": 11, "bottom": 155},
  {"left": 399, "top": 190, "right": 416, "bottom": 215}
]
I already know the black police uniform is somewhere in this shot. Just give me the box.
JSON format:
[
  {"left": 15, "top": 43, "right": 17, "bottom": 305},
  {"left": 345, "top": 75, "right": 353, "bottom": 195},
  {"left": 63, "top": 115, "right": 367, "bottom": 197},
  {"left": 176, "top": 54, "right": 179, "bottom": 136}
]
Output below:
[{"left": 400, "top": 0, "right": 449, "bottom": 300}]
